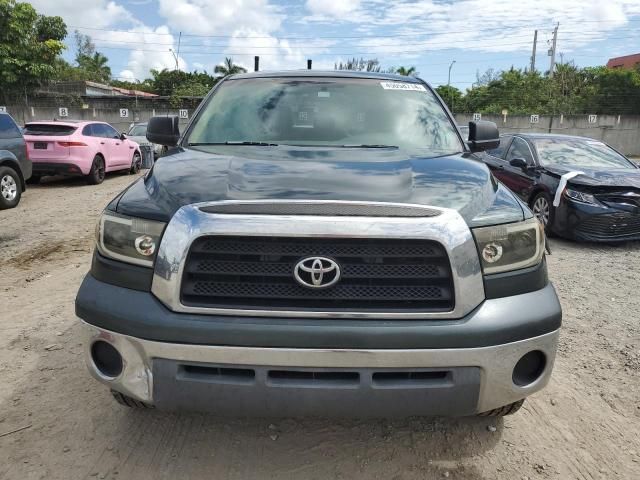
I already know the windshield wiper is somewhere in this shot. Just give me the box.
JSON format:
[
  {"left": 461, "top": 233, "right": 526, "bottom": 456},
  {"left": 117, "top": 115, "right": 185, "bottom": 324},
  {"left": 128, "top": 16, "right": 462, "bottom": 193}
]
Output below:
[
  {"left": 339, "top": 144, "right": 399, "bottom": 149},
  {"left": 188, "top": 141, "right": 279, "bottom": 146}
]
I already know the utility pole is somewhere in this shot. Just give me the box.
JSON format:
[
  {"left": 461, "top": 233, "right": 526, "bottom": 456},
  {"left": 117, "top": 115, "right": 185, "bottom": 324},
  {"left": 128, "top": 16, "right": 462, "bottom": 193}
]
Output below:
[
  {"left": 548, "top": 23, "right": 559, "bottom": 77},
  {"left": 176, "top": 31, "right": 182, "bottom": 65},
  {"left": 530, "top": 30, "right": 538, "bottom": 73}
]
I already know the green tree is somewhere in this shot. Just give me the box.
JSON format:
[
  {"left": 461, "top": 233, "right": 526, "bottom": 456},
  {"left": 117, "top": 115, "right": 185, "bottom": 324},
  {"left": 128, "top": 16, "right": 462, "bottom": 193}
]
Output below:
[
  {"left": 73, "top": 31, "right": 111, "bottom": 83},
  {"left": 214, "top": 57, "right": 247, "bottom": 77},
  {"left": 0, "top": 0, "right": 66, "bottom": 101},
  {"left": 395, "top": 66, "right": 418, "bottom": 76},
  {"left": 435, "top": 85, "right": 463, "bottom": 111},
  {"left": 335, "top": 57, "right": 383, "bottom": 72}
]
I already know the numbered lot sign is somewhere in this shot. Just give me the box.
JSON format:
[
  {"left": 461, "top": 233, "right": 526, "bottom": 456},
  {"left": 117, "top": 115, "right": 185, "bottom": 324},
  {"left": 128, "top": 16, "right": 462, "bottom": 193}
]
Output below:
[
  {"left": 58, "top": 107, "right": 68, "bottom": 117},
  {"left": 0, "top": 106, "right": 6, "bottom": 113},
  {"left": 120, "top": 108, "right": 129, "bottom": 118},
  {"left": 472, "top": 113, "right": 482, "bottom": 122},
  {"left": 530, "top": 114, "right": 539, "bottom": 124},
  {"left": 179, "top": 109, "right": 189, "bottom": 119},
  {"left": 588, "top": 114, "right": 597, "bottom": 124}
]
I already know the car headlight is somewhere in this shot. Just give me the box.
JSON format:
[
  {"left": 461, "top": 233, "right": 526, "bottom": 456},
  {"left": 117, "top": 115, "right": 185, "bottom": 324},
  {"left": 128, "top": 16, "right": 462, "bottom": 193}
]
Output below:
[
  {"left": 96, "top": 211, "right": 166, "bottom": 267},
  {"left": 564, "top": 188, "right": 598, "bottom": 205},
  {"left": 472, "top": 217, "right": 545, "bottom": 274}
]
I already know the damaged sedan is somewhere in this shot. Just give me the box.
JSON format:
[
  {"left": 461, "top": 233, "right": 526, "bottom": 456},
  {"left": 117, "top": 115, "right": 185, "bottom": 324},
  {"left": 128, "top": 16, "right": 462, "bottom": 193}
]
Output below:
[{"left": 483, "top": 133, "right": 640, "bottom": 241}]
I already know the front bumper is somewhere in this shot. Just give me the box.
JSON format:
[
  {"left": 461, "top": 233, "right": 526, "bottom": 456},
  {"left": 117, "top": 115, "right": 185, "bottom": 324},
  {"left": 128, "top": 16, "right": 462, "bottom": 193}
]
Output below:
[
  {"left": 77, "top": 273, "right": 561, "bottom": 416},
  {"left": 554, "top": 200, "right": 640, "bottom": 242},
  {"left": 83, "top": 322, "right": 559, "bottom": 416}
]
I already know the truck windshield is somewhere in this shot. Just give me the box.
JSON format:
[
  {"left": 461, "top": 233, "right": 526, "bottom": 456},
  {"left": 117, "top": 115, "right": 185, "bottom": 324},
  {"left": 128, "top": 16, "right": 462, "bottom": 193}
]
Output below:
[{"left": 187, "top": 77, "right": 463, "bottom": 154}]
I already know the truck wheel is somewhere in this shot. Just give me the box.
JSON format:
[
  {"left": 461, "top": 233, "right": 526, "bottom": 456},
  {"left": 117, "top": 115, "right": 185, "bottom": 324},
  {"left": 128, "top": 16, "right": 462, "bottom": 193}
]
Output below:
[
  {"left": 478, "top": 399, "right": 525, "bottom": 416},
  {"left": 129, "top": 152, "right": 141, "bottom": 174},
  {"left": 87, "top": 155, "right": 105, "bottom": 185},
  {"left": 0, "top": 166, "right": 21, "bottom": 210},
  {"left": 111, "top": 390, "right": 154, "bottom": 409}
]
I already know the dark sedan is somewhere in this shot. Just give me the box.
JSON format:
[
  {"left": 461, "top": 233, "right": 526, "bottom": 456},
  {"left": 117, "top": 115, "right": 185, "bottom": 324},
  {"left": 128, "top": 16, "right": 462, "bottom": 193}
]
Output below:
[{"left": 482, "top": 133, "right": 640, "bottom": 242}]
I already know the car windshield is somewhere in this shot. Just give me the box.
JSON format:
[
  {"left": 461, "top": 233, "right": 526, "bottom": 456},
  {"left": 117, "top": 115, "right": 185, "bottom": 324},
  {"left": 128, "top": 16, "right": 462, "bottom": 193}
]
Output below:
[
  {"left": 533, "top": 138, "right": 635, "bottom": 170},
  {"left": 187, "top": 77, "right": 463, "bottom": 154},
  {"left": 128, "top": 125, "right": 147, "bottom": 136}
]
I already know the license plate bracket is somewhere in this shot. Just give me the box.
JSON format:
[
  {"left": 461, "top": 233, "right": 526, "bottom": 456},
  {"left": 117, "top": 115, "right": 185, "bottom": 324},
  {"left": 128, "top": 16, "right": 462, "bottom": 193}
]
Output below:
[{"left": 34, "top": 142, "right": 47, "bottom": 150}]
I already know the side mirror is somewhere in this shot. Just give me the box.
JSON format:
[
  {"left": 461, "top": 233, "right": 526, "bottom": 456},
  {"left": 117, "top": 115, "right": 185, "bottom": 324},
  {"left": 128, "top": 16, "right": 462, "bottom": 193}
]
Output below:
[
  {"left": 467, "top": 121, "right": 500, "bottom": 152},
  {"left": 509, "top": 158, "right": 528, "bottom": 170},
  {"left": 120, "top": 133, "right": 127, "bottom": 140},
  {"left": 147, "top": 116, "right": 180, "bottom": 147}
]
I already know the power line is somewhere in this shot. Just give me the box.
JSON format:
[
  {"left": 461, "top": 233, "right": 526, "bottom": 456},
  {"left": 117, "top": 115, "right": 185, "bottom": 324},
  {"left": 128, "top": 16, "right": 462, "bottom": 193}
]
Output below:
[{"left": 67, "top": 19, "right": 640, "bottom": 40}]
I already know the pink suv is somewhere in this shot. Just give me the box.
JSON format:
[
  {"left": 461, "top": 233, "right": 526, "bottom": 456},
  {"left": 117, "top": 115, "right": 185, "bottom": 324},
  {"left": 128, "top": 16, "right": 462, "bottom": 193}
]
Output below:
[{"left": 24, "top": 121, "right": 142, "bottom": 185}]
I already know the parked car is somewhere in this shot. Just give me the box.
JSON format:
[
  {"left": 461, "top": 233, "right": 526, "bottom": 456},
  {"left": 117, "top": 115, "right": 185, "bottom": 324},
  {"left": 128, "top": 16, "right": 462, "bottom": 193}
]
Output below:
[
  {"left": 0, "top": 112, "right": 31, "bottom": 209},
  {"left": 24, "top": 121, "right": 142, "bottom": 185},
  {"left": 482, "top": 133, "right": 640, "bottom": 241},
  {"left": 76, "top": 71, "right": 561, "bottom": 417},
  {"left": 127, "top": 122, "right": 163, "bottom": 165}
]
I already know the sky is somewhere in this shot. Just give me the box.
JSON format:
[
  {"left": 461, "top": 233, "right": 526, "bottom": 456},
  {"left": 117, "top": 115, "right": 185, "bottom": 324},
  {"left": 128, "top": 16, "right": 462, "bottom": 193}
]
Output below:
[{"left": 29, "top": 0, "right": 640, "bottom": 89}]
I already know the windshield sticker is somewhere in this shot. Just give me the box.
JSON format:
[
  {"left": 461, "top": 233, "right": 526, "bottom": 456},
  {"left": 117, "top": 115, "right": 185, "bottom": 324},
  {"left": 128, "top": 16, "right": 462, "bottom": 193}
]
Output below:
[
  {"left": 380, "top": 82, "right": 426, "bottom": 92},
  {"left": 317, "top": 91, "right": 330, "bottom": 98}
]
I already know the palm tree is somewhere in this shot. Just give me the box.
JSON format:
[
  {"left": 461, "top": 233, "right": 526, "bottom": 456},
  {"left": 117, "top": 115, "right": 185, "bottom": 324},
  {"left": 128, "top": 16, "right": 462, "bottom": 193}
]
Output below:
[
  {"left": 86, "top": 52, "right": 111, "bottom": 83},
  {"left": 396, "top": 66, "right": 417, "bottom": 76},
  {"left": 214, "top": 58, "right": 247, "bottom": 77}
]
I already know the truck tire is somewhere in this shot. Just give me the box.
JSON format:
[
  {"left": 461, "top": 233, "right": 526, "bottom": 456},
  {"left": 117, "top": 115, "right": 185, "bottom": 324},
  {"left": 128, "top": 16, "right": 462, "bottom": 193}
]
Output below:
[
  {"left": 87, "top": 155, "right": 105, "bottom": 185},
  {"left": 0, "top": 165, "right": 21, "bottom": 209},
  {"left": 110, "top": 390, "right": 154, "bottom": 409},
  {"left": 478, "top": 399, "right": 525, "bottom": 417}
]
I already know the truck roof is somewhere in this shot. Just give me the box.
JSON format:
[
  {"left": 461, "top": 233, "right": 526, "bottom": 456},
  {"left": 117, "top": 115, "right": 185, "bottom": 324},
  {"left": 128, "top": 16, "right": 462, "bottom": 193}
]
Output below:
[{"left": 230, "top": 70, "right": 425, "bottom": 83}]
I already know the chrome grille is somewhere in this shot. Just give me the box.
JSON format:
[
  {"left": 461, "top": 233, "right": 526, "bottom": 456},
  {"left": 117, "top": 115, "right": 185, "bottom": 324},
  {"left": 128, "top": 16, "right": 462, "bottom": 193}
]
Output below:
[{"left": 181, "top": 236, "right": 455, "bottom": 312}]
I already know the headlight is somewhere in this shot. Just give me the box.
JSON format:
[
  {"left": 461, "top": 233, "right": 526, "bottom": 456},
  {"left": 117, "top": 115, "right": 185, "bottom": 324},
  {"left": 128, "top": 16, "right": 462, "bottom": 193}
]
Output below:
[
  {"left": 472, "top": 217, "right": 545, "bottom": 274},
  {"left": 564, "top": 188, "right": 598, "bottom": 205},
  {"left": 96, "top": 211, "right": 166, "bottom": 267}
]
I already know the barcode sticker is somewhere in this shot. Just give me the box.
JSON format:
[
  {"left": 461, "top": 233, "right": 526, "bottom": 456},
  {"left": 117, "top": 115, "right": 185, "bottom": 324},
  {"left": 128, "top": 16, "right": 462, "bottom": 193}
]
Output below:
[{"left": 380, "top": 82, "right": 426, "bottom": 91}]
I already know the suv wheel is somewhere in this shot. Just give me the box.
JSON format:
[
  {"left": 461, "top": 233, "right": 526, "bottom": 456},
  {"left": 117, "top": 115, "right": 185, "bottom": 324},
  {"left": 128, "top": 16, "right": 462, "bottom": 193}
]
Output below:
[
  {"left": 0, "top": 166, "right": 21, "bottom": 209},
  {"left": 129, "top": 152, "right": 141, "bottom": 174},
  {"left": 478, "top": 399, "right": 525, "bottom": 417},
  {"left": 111, "top": 390, "right": 154, "bottom": 409},
  {"left": 87, "top": 155, "right": 105, "bottom": 185}
]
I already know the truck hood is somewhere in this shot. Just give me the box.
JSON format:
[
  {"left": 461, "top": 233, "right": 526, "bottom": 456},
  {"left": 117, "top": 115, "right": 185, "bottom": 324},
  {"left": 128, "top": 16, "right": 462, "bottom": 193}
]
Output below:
[{"left": 114, "top": 146, "right": 525, "bottom": 226}]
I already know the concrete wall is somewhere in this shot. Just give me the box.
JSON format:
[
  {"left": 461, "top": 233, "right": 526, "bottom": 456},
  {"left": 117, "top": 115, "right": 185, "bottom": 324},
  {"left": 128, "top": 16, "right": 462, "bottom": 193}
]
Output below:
[
  {"left": 454, "top": 114, "right": 640, "bottom": 156},
  {"left": 2, "top": 96, "right": 201, "bottom": 133}
]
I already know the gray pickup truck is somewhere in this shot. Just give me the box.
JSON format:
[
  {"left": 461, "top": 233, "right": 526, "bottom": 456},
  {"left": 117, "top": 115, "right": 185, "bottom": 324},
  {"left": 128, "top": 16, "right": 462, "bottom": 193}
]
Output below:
[
  {"left": 0, "top": 112, "right": 31, "bottom": 209},
  {"left": 76, "top": 71, "right": 562, "bottom": 417}
]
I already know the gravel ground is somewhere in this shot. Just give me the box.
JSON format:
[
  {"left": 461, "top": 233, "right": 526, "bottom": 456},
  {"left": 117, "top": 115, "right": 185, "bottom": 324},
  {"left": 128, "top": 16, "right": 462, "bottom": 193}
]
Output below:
[{"left": 1, "top": 173, "right": 639, "bottom": 480}]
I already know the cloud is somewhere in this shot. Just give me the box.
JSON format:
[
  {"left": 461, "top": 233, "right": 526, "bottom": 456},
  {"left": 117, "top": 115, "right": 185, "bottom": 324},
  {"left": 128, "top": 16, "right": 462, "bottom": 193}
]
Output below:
[
  {"left": 29, "top": 0, "right": 135, "bottom": 29},
  {"left": 305, "top": 0, "right": 362, "bottom": 18},
  {"left": 91, "top": 26, "right": 187, "bottom": 81},
  {"left": 157, "top": 0, "right": 283, "bottom": 36}
]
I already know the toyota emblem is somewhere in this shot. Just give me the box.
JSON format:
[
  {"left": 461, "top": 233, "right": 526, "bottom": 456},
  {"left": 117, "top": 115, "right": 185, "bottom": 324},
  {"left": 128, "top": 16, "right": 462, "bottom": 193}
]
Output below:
[{"left": 294, "top": 256, "right": 341, "bottom": 289}]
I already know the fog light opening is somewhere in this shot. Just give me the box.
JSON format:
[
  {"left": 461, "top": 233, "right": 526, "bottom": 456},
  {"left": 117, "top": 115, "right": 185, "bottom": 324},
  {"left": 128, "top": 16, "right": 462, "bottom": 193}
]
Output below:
[
  {"left": 91, "top": 340, "right": 123, "bottom": 378},
  {"left": 512, "top": 350, "right": 546, "bottom": 387}
]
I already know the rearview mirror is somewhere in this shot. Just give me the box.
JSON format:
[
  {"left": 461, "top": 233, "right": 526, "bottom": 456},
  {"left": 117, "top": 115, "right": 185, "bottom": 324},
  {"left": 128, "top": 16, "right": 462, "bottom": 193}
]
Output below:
[
  {"left": 147, "top": 116, "right": 180, "bottom": 147},
  {"left": 467, "top": 121, "right": 500, "bottom": 152},
  {"left": 509, "top": 158, "right": 528, "bottom": 170}
]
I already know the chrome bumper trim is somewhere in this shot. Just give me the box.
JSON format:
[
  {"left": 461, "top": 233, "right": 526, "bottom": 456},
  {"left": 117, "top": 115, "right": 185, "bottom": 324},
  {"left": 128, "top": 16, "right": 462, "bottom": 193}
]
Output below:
[
  {"left": 151, "top": 200, "right": 485, "bottom": 319},
  {"left": 82, "top": 322, "right": 559, "bottom": 413}
]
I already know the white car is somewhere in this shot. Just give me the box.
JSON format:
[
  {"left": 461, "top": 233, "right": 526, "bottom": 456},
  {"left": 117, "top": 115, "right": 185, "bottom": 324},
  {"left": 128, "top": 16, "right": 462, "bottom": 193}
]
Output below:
[{"left": 127, "top": 122, "right": 163, "bottom": 164}]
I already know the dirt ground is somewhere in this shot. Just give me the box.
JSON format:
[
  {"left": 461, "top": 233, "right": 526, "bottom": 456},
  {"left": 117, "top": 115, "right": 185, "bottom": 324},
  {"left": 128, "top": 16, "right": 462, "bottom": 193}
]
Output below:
[{"left": 1, "top": 172, "right": 639, "bottom": 480}]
